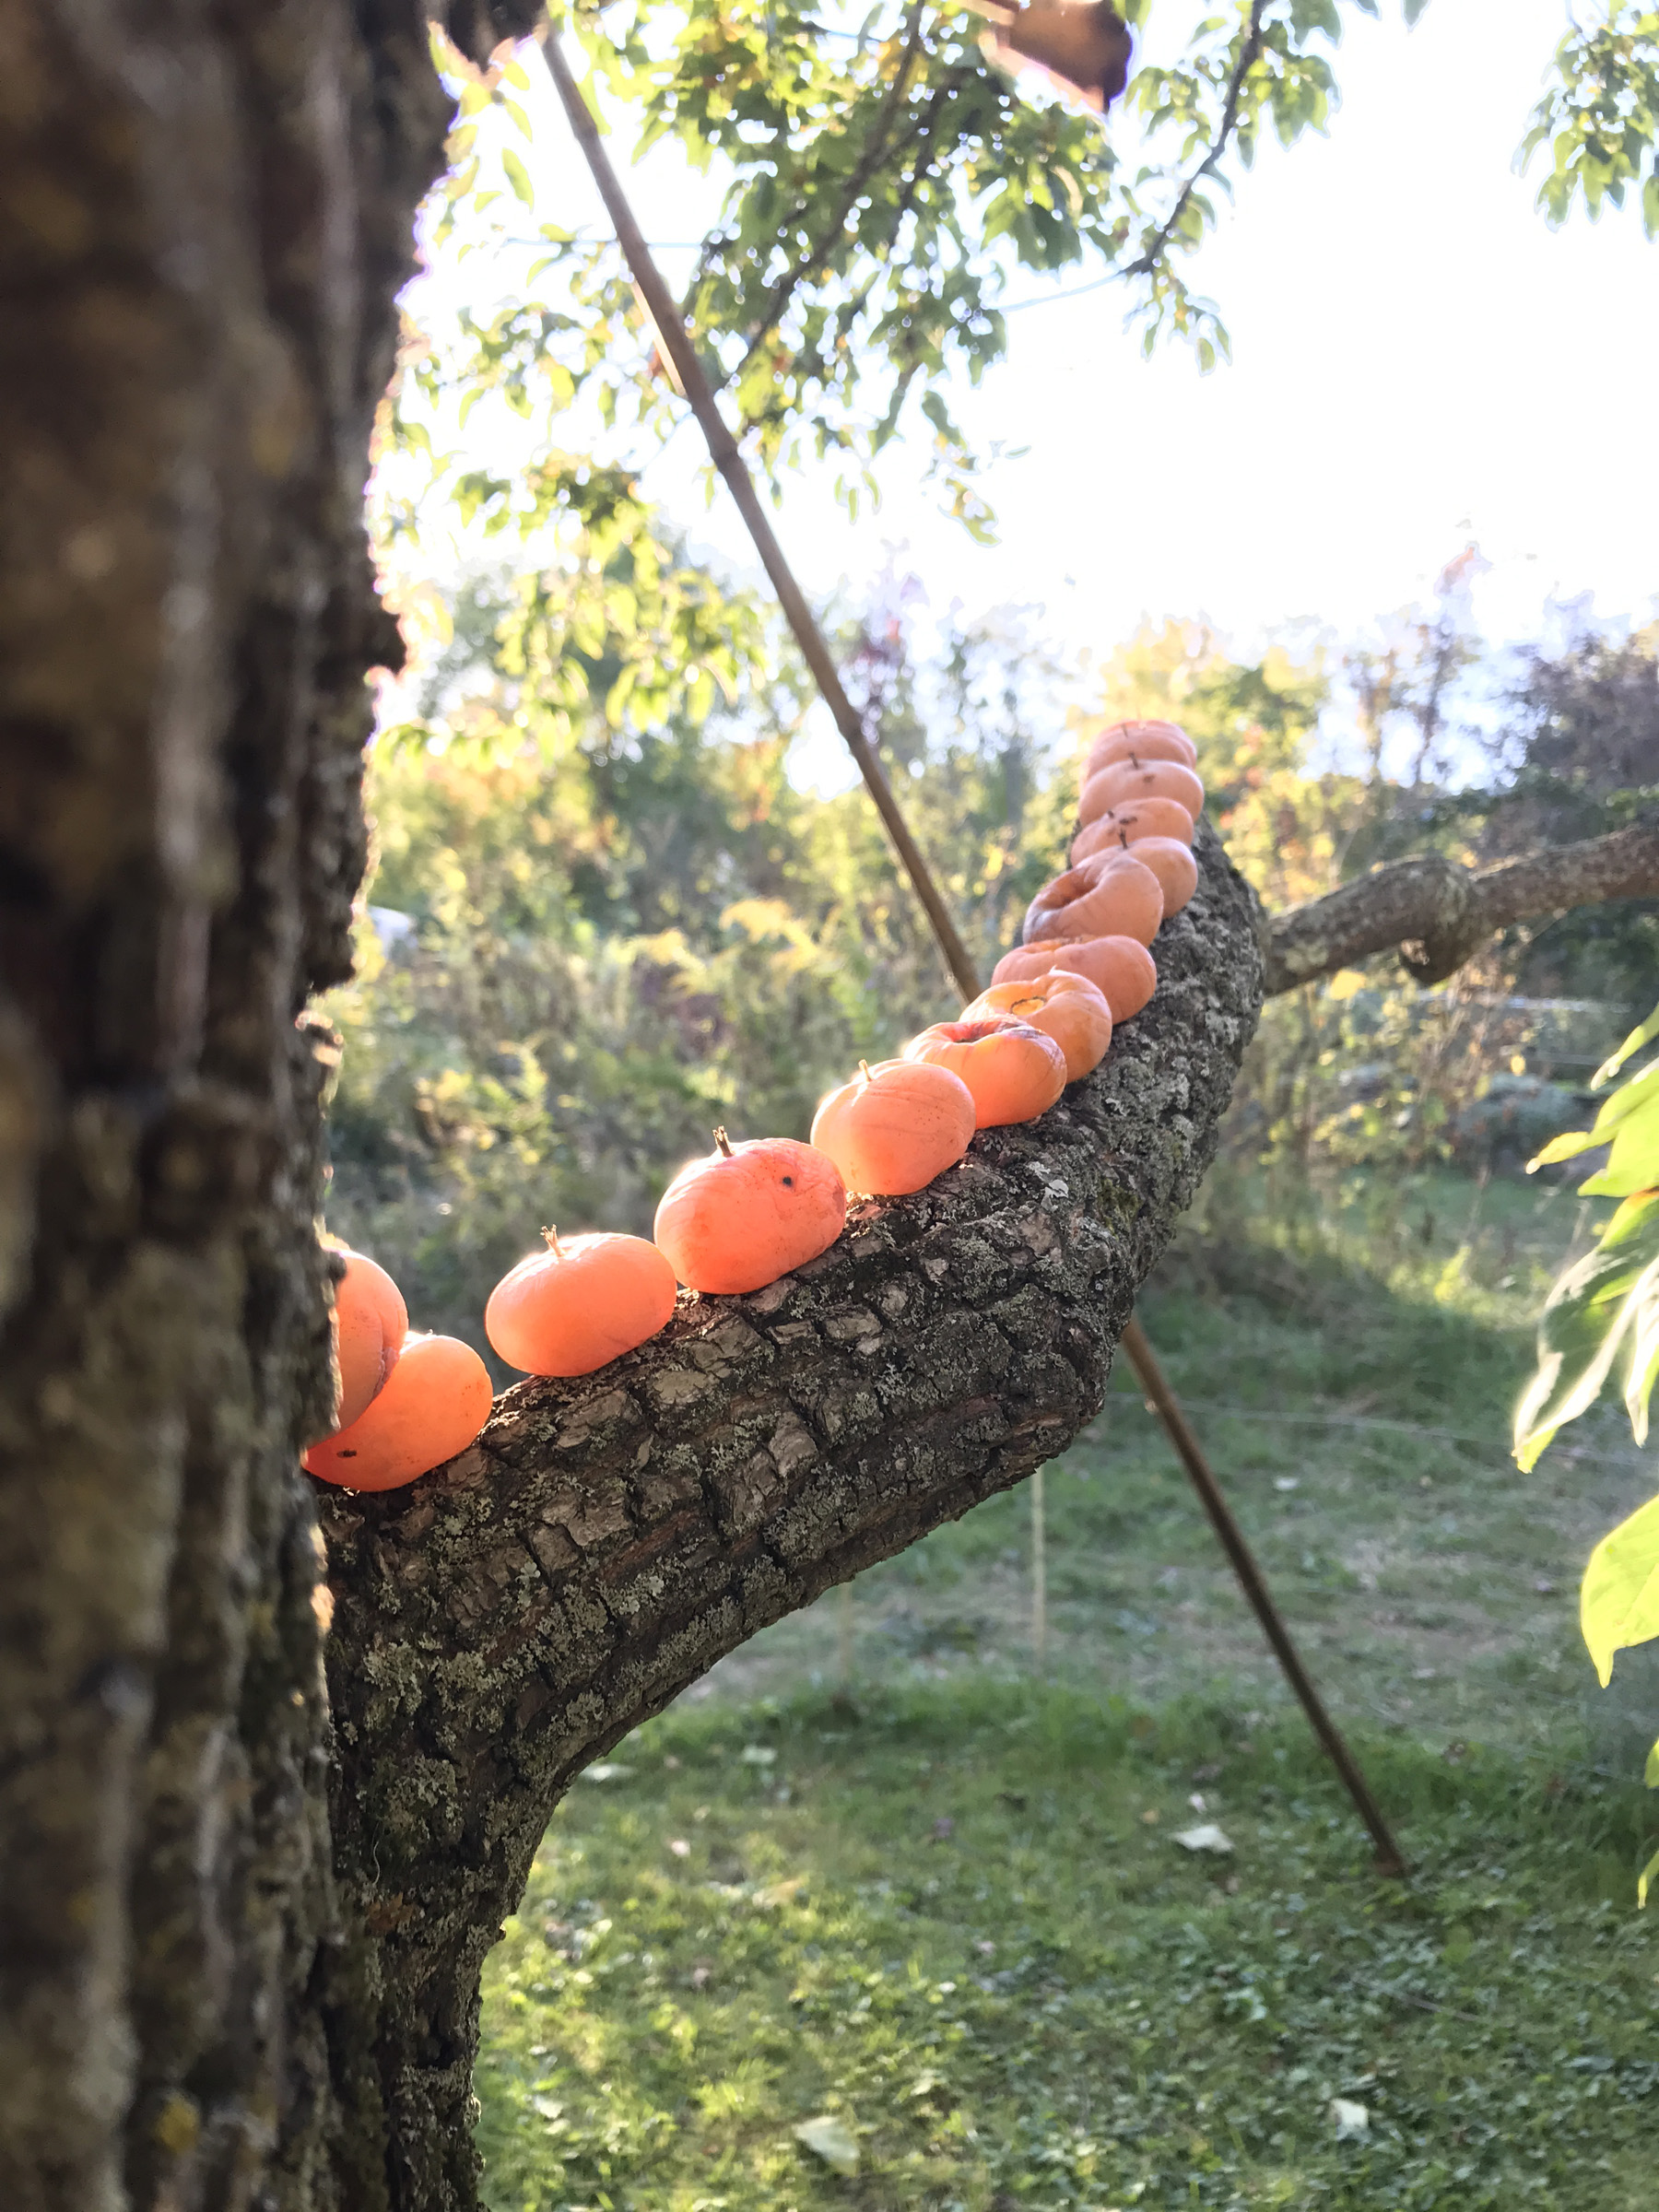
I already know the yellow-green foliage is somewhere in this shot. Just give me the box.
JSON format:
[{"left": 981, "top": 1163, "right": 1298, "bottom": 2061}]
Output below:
[{"left": 1516, "top": 1005, "right": 1659, "bottom": 1894}]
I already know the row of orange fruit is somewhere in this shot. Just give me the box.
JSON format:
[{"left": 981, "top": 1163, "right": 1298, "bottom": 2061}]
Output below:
[{"left": 303, "top": 720, "right": 1204, "bottom": 1493}]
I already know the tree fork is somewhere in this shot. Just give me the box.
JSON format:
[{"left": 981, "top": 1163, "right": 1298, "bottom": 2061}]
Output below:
[{"left": 1264, "top": 820, "right": 1659, "bottom": 994}]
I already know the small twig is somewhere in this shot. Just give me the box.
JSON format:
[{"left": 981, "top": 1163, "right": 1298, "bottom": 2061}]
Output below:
[
  {"left": 1124, "top": 0, "right": 1268, "bottom": 279},
  {"left": 722, "top": 6, "right": 932, "bottom": 390}
]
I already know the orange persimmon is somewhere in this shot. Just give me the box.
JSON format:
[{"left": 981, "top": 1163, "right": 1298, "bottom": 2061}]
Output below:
[
  {"left": 1071, "top": 796, "right": 1195, "bottom": 865},
  {"left": 324, "top": 1245, "right": 408, "bottom": 1434},
  {"left": 486, "top": 1230, "right": 678, "bottom": 1377},
  {"left": 1079, "top": 757, "right": 1204, "bottom": 828},
  {"left": 991, "top": 935, "right": 1157, "bottom": 1022},
  {"left": 303, "top": 1333, "right": 492, "bottom": 1491},
  {"left": 1082, "top": 722, "right": 1197, "bottom": 779},
  {"left": 810, "top": 1057, "right": 976, "bottom": 1196},
  {"left": 1124, "top": 835, "right": 1197, "bottom": 918},
  {"left": 903, "top": 1017, "right": 1066, "bottom": 1127},
  {"left": 1023, "top": 851, "right": 1163, "bottom": 947},
  {"left": 654, "top": 1129, "right": 847, "bottom": 1295},
  {"left": 964, "top": 971, "right": 1112, "bottom": 1083}
]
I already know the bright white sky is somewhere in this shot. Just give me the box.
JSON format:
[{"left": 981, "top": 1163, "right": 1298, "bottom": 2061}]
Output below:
[{"left": 406, "top": 1, "right": 1658, "bottom": 779}]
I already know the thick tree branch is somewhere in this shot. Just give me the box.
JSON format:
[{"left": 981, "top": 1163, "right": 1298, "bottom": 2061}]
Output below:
[
  {"left": 315, "top": 818, "right": 1262, "bottom": 2210},
  {"left": 1264, "top": 819, "right": 1659, "bottom": 995}
]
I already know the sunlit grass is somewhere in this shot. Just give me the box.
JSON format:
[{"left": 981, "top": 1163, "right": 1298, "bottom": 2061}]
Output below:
[
  {"left": 477, "top": 1166, "right": 1659, "bottom": 2207},
  {"left": 478, "top": 1684, "right": 1659, "bottom": 2210}
]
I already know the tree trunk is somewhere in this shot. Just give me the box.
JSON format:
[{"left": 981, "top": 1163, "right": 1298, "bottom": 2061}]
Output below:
[{"left": 0, "top": 4, "right": 470, "bottom": 2206}]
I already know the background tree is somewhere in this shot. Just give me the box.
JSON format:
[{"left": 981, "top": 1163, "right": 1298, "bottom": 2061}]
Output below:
[{"left": 4, "top": 6, "right": 1658, "bottom": 2212}]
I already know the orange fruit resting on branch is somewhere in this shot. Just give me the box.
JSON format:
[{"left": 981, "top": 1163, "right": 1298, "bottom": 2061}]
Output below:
[
  {"left": 654, "top": 1129, "right": 847, "bottom": 1295},
  {"left": 1082, "top": 723, "right": 1197, "bottom": 779},
  {"left": 810, "top": 1058, "right": 977, "bottom": 1196},
  {"left": 1023, "top": 851, "right": 1163, "bottom": 947},
  {"left": 486, "top": 1230, "right": 678, "bottom": 1377},
  {"left": 992, "top": 934, "right": 1157, "bottom": 1021},
  {"left": 903, "top": 1017, "right": 1066, "bottom": 1127},
  {"left": 304, "top": 1332, "right": 493, "bottom": 1491},
  {"left": 323, "top": 1244, "right": 408, "bottom": 1436},
  {"left": 1071, "top": 795, "right": 1194, "bottom": 866},
  {"left": 1113, "top": 834, "right": 1196, "bottom": 918},
  {"left": 1080, "top": 756, "right": 1204, "bottom": 829},
  {"left": 964, "top": 971, "right": 1112, "bottom": 1082},
  {"left": 1083, "top": 718, "right": 1196, "bottom": 776}
]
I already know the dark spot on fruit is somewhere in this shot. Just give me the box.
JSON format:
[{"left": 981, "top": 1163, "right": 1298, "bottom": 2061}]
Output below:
[
  {"left": 339, "top": 1449, "right": 358, "bottom": 1458},
  {"left": 781, "top": 1175, "right": 794, "bottom": 1187}
]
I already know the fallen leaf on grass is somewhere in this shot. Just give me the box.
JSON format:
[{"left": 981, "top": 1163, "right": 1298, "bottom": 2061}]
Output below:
[
  {"left": 754, "top": 1875, "right": 807, "bottom": 1908},
  {"left": 1174, "top": 1823, "right": 1234, "bottom": 1854},
  {"left": 794, "top": 2113, "right": 859, "bottom": 2175},
  {"left": 1329, "top": 2097, "right": 1370, "bottom": 2140}
]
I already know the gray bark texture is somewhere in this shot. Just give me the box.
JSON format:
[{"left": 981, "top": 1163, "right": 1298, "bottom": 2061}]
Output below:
[
  {"left": 1263, "top": 820, "right": 1659, "bottom": 994},
  {"left": 0, "top": 4, "right": 529, "bottom": 2208}
]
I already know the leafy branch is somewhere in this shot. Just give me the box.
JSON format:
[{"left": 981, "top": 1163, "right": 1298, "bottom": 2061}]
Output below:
[
  {"left": 1123, "top": 0, "right": 1269, "bottom": 282},
  {"left": 1515, "top": 999, "right": 1659, "bottom": 1896},
  {"left": 1522, "top": 4, "right": 1659, "bottom": 238}
]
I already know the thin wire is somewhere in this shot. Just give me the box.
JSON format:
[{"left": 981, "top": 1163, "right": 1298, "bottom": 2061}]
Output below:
[{"left": 1002, "top": 271, "right": 1118, "bottom": 314}]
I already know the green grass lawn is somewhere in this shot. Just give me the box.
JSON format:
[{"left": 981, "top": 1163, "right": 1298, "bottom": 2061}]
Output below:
[
  {"left": 477, "top": 1687, "right": 1659, "bottom": 2210},
  {"left": 477, "top": 1166, "right": 1659, "bottom": 2209}
]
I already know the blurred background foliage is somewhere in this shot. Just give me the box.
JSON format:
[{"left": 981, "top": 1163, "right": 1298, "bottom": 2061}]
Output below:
[
  {"left": 332, "top": 7, "right": 1659, "bottom": 1361},
  {"left": 321, "top": 561, "right": 1657, "bottom": 1367}
]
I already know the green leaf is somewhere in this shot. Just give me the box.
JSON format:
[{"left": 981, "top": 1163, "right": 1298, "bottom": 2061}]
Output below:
[
  {"left": 1645, "top": 1735, "right": 1659, "bottom": 1789},
  {"left": 1594, "top": 1005, "right": 1659, "bottom": 1090},
  {"left": 1626, "top": 1245, "right": 1659, "bottom": 1447},
  {"left": 1529, "top": 1060, "right": 1659, "bottom": 1186},
  {"left": 1581, "top": 1491, "right": 1659, "bottom": 1688},
  {"left": 502, "top": 147, "right": 535, "bottom": 209},
  {"left": 1513, "top": 1191, "right": 1659, "bottom": 1471},
  {"left": 1577, "top": 1086, "right": 1659, "bottom": 1195}
]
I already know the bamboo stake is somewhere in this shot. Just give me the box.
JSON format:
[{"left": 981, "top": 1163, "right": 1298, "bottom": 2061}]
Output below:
[
  {"left": 538, "top": 19, "right": 1405, "bottom": 1876},
  {"left": 540, "top": 32, "right": 979, "bottom": 1001},
  {"left": 1121, "top": 1318, "right": 1407, "bottom": 1877}
]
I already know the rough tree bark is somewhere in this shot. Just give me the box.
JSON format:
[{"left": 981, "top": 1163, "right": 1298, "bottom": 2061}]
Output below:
[
  {"left": 0, "top": 5, "right": 480, "bottom": 2208},
  {"left": 314, "top": 818, "right": 1262, "bottom": 2208},
  {"left": 1263, "top": 821, "right": 1659, "bottom": 993},
  {"left": 4, "top": 7, "right": 1656, "bottom": 2212}
]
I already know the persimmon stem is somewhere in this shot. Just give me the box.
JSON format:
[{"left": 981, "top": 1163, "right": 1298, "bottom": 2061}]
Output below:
[
  {"left": 712, "top": 1127, "right": 734, "bottom": 1158},
  {"left": 858, "top": 1060, "right": 872, "bottom": 1083},
  {"left": 541, "top": 1226, "right": 565, "bottom": 1256}
]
